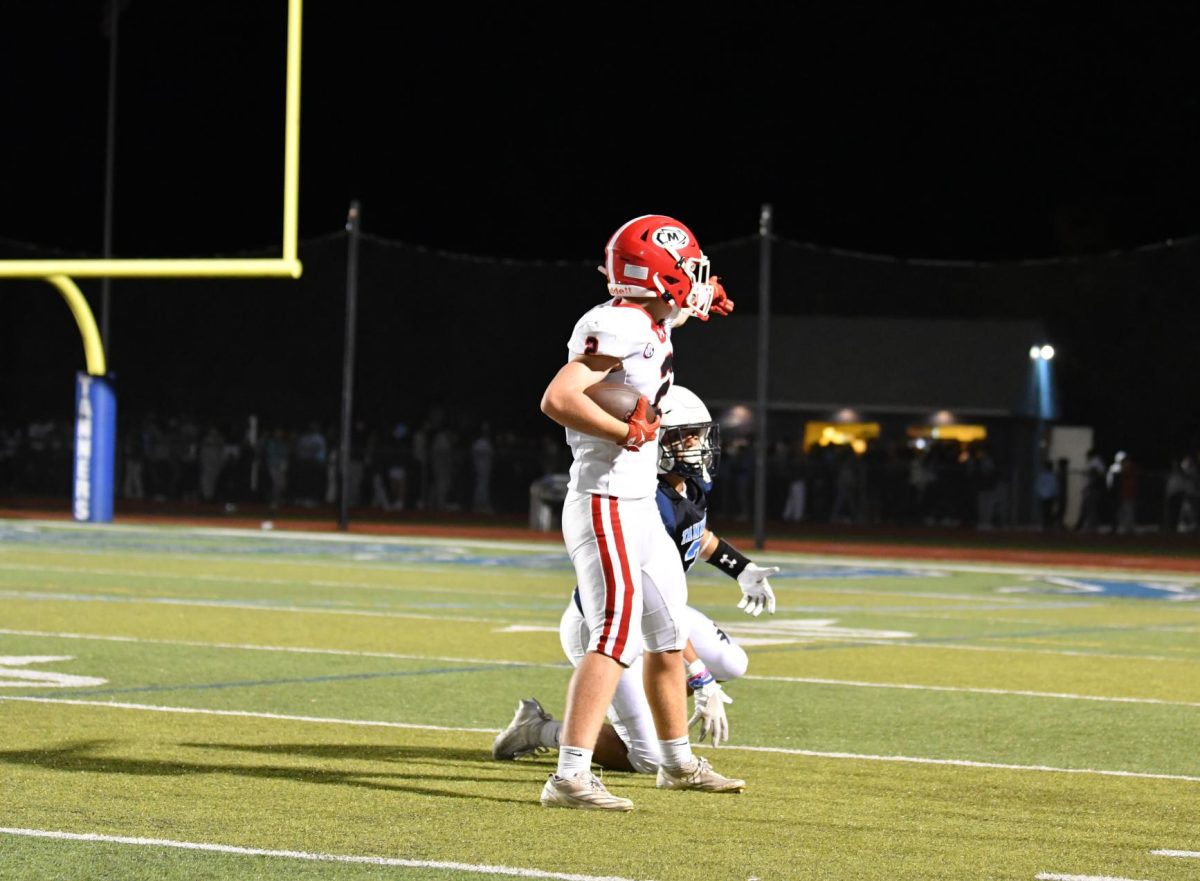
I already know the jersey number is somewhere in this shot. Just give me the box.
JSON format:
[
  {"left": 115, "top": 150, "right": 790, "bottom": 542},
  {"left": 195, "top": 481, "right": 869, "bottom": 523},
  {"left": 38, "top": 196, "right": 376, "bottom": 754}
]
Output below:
[
  {"left": 683, "top": 537, "right": 701, "bottom": 563},
  {"left": 653, "top": 352, "right": 674, "bottom": 407}
]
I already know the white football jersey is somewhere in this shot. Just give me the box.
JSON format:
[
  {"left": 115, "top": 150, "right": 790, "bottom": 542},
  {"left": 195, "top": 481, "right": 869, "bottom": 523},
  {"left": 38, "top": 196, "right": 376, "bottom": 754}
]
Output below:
[{"left": 564, "top": 299, "right": 674, "bottom": 498}]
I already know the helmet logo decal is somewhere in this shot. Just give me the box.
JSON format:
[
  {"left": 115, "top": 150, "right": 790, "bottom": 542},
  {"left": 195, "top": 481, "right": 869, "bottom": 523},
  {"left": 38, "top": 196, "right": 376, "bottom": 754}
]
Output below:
[{"left": 652, "top": 227, "right": 690, "bottom": 249}]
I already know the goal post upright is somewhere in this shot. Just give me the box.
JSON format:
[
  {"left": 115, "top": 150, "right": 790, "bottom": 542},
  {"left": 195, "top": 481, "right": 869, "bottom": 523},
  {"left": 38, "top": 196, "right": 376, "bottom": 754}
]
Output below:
[{"left": 0, "top": 0, "right": 305, "bottom": 523}]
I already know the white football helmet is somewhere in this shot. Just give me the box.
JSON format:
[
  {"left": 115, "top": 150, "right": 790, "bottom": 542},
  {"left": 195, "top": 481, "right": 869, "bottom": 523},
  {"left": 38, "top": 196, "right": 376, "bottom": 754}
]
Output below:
[{"left": 657, "top": 385, "right": 721, "bottom": 481}]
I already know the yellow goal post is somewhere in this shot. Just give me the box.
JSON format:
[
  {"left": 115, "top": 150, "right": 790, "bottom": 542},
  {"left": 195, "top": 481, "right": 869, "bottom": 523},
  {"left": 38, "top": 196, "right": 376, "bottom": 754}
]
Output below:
[
  {"left": 2, "top": 0, "right": 304, "bottom": 523},
  {"left": 0, "top": 0, "right": 305, "bottom": 377}
]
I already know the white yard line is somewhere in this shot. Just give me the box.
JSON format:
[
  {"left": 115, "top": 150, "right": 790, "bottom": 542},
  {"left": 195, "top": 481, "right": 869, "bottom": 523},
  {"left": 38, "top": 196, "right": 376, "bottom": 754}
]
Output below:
[
  {"left": 1152, "top": 849, "right": 1200, "bottom": 858},
  {"left": 2, "top": 627, "right": 1191, "bottom": 704},
  {"left": 5, "top": 695, "right": 1199, "bottom": 784},
  {"left": 0, "top": 627, "right": 1191, "bottom": 704},
  {"left": 0, "top": 828, "right": 646, "bottom": 881},
  {"left": 1036, "top": 874, "right": 1156, "bottom": 881},
  {"left": 0, "top": 628, "right": 569, "bottom": 669},
  {"left": 0, "top": 561, "right": 1087, "bottom": 609},
  {"left": 0, "top": 696, "right": 497, "bottom": 733},
  {"left": 744, "top": 674, "right": 1200, "bottom": 708},
  {"left": 724, "top": 743, "right": 1200, "bottom": 783}
]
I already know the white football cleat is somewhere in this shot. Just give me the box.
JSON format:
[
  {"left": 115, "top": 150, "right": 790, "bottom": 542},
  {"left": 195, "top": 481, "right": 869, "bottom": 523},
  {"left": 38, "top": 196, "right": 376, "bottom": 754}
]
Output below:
[
  {"left": 492, "top": 697, "right": 552, "bottom": 761},
  {"left": 655, "top": 756, "right": 746, "bottom": 793},
  {"left": 540, "top": 772, "right": 634, "bottom": 812}
]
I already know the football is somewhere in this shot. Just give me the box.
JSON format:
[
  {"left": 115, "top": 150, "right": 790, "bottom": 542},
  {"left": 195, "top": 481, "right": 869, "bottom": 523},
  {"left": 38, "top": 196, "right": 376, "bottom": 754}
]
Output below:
[{"left": 584, "top": 383, "right": 651, "bottom": 422}]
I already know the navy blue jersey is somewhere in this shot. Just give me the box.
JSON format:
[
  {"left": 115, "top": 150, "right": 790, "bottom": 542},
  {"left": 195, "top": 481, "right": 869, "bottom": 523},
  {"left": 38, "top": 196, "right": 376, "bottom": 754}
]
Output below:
[
  {"left": 572, "top": 473, "right": 713, "bottom": 615},
  {"left": 655, "top": 474, "right": 712, "bottom": 571}
]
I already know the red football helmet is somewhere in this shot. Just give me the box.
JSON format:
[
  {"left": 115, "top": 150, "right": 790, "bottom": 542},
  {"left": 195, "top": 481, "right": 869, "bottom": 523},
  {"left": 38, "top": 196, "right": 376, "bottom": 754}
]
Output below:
[{"left": 602, "top": 214, "right": 715, "bottom": 319}]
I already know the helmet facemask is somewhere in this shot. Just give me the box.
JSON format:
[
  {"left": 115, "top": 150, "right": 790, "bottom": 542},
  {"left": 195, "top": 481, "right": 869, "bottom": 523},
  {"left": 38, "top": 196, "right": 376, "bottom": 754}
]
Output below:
[
  {"left": 656, "top": 247, "right": 713, "bottom": 320},
  {"left": 658, "top": 421, "right": 721, "bottom": 483}
]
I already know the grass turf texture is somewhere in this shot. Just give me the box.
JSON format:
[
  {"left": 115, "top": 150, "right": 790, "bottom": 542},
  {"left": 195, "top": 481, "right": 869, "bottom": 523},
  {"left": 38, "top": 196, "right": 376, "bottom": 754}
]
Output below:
[{"left": 1, "top": 519, "right": 1198, "bottom": 881}]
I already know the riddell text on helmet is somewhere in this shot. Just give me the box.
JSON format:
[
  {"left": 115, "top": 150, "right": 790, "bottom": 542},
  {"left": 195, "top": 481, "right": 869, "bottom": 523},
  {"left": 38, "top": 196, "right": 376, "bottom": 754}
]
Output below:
[{"left": 609, "top": 284, "right": 651, "bottom": 297}]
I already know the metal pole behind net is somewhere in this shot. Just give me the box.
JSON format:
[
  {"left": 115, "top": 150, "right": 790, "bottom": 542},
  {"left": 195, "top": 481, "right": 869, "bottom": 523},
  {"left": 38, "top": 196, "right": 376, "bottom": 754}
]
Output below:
[
  {"left": 338, "top": 200, "right": 361, "bottom": 531},
  {"left": 100, "top": 0, "right": 121, "bottom": 354},
  {"left": 753, "top": 204, "right": 772, "bottom": 550}
]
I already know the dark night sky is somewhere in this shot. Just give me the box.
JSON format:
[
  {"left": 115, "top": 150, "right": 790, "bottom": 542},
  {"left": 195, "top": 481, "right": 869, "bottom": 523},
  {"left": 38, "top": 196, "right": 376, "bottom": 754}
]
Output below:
[
  {"left": 2, "top": 3, "right": 1199, "bottom": 462},
  {"left": 3, "top": 3, "right": 1198, "bottom": 260}
]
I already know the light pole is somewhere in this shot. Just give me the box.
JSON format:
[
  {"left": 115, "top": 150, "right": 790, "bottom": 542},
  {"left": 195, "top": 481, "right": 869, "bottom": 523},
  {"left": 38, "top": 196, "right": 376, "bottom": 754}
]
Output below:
[
  {"left": 1029, "top": 344, "right": 1055, "bottom": 524},
  {"left": 100, "top": 0, "right": 129, "bottom": 355},
  {"left": 1029, "top": 344, "right": 1055, "bottom": 452}
]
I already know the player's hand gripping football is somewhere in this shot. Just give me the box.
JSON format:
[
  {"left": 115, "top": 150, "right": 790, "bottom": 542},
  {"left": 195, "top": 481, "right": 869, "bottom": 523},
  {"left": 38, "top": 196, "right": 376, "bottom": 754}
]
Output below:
[
  {"left": 686, "top": 663, "right": 733, "bottom": 747},
  {"left": 621, "top": 396, "right": 660, "bottom": 452},
  {"left": 736, "top": 562, "right": 780, "bottom": 616}
]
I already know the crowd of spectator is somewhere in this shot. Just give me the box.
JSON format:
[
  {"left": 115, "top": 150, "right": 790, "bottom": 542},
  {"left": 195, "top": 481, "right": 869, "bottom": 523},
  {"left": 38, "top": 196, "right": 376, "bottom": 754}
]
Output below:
[
  {"left": 1, "top": 411, "right": 1197, "bottom": 534},
  {"left": 709, "top": 437, "right": 1015, "bottom": 529},
  {"left": 0, "top": 409, "right": 572, "bottom": 519}
]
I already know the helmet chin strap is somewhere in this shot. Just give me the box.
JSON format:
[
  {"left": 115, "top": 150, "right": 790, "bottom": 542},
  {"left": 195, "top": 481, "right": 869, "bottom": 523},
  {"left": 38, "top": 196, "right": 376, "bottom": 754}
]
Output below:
[{"left": 661, "top": 290, "right": 682, "bottom": 323}]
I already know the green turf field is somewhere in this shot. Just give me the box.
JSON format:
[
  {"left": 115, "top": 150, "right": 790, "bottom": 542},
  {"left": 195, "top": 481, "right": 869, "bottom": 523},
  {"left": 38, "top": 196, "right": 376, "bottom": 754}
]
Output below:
[{"left": 1, "top": 518, "right": 1198, "bottom": 881}]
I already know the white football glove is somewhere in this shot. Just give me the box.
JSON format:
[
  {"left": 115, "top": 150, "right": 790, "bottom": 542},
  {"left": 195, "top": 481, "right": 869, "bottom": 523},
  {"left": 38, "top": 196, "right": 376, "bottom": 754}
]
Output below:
[
  {"left": 736, "top": 562, "right": 780, "bottom": 616},
  {"left": 686, "top": 663, "right": 733, "bottom": 747}
]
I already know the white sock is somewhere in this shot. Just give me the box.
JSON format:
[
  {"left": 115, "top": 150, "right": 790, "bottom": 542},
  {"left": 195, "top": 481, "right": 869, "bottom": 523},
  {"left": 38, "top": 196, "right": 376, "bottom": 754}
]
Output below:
[
  {"left": 658, "top": 736, "right": 694, "bottom": 772},
  {"left": 556, "top": 745, "right": 592, "bottom": 778},
  {"left": 540, "top": 720, "right": 562, "bottom": 750}
]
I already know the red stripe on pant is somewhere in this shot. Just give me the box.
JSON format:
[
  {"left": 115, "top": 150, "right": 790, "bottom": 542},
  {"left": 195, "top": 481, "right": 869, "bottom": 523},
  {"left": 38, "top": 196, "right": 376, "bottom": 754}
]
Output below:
[
  {"left": 605, "top": 497, "right": 636, "bottom": 660},
  {"left": 591, "top": 494, "right": 621, "bottom": 656}
]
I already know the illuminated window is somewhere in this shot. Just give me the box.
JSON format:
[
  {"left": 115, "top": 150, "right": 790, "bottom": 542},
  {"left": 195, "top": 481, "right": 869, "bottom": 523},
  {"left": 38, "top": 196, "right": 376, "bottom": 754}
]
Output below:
[
  {"left": 907, "top": 424, "right": 988, "bottom": 444},
  {"left": 803, "top": 421, "right": 881, "bottom": 454}
]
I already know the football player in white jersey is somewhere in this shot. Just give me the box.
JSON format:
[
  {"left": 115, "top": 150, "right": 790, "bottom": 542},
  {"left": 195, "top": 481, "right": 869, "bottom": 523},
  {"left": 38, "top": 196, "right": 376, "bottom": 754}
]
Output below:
[
  {"left": 495, "top": 386, "right": 781, "bottom": 775},
  {"left": 536, "top": 214, "right": 756, "bottom": 811}
]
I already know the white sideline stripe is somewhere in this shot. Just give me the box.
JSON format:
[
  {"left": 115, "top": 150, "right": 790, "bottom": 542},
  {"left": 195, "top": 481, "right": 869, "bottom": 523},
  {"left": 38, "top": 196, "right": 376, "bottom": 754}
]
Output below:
[
  {"left": 721, "top": 744, "right": 1200, "bottom": 783},
  {"left": 0, "top": 561, "right": 563, "bottom": 597},
  {"left": 1, "top": 521, "right": 572, "bottom": 562},
  {"left": 0, "top": 544, "right": 568, "bottom": 580},
  {"left": 877, "top": 641, "right": 1199, "bottom": 663},
  {"left": 7, "top": 695, "right": 1200, "bottom": 784},
  {"left": 0, "top": 828, "right": 646, "bottom": 881},
  {"left": 10, "top": 517, "right": 1200, "bottom": 580},
  {"left": 0, "top": 628, "right": 570, "bottom": 669},
  {"left": 1152, "top": 849, "right": 1200, "bottom": 858},
  {"left": 0, "top": 697, "right": 497, "bottom": 734},
  {"left": 1036, "top": 874, "right": 1156, "bottom": 881},
  {"left": 0, "top": 590, "right": 519, "bottom": 625},
  {"left": 744, "top": 674, "right": 1200, "bottom": 708}
]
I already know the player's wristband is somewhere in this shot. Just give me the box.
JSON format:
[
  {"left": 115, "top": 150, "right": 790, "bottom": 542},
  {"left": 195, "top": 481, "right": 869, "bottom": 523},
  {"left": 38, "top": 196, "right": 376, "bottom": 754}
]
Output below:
[
  {"left": 706, "top": 538, "right": 750, "bottom": 580},
  {"left": 686, "top": 659, "right": 714, "bottom": 691}
]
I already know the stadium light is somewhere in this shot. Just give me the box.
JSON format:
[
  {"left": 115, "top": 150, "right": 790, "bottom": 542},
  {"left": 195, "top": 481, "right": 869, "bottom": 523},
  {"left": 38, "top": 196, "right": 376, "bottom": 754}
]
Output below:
[{"left": 1029, "top": 344, "right": 1055, "bottom": 360}]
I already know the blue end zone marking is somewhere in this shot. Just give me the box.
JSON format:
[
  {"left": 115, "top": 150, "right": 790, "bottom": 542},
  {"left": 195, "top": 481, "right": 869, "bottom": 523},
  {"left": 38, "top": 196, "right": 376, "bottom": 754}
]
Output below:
[
  {"left": 35, "top": 664, "right": 528, "bottom": 699},
  {"left": 1023, "top": 576, "right": 1200, "bottom": 601},
  {"left": 1066, "top": 578, "right": 1199, "bottom": 600},
  {"left": 1084, "top": 580, "right": 1195, "bottom": 600}
]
